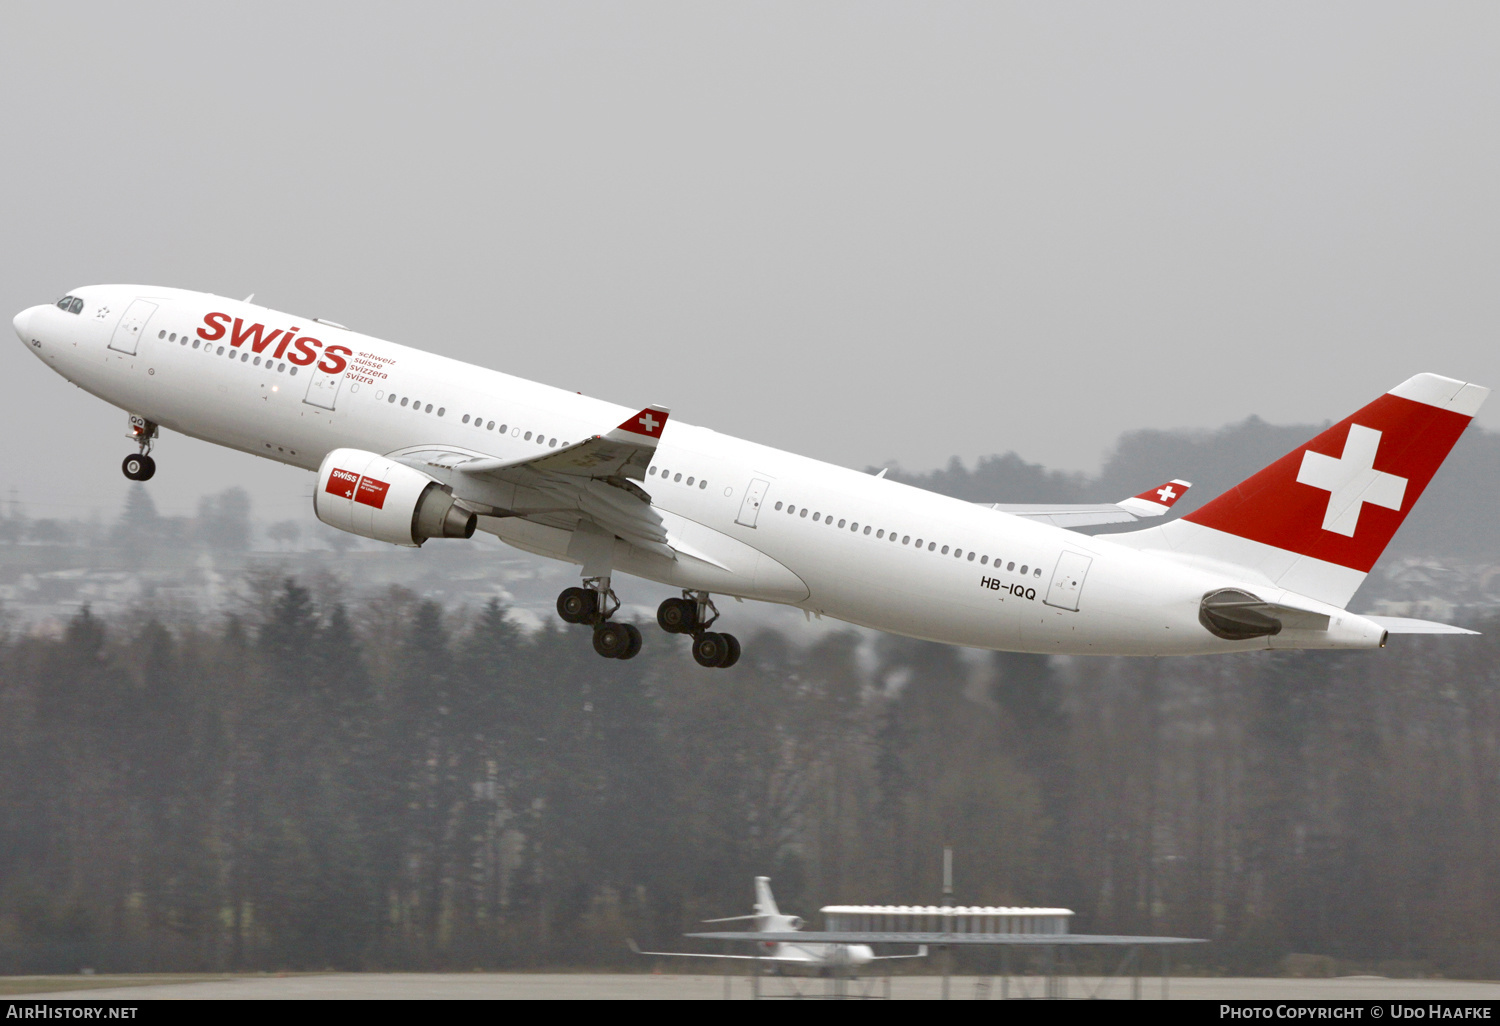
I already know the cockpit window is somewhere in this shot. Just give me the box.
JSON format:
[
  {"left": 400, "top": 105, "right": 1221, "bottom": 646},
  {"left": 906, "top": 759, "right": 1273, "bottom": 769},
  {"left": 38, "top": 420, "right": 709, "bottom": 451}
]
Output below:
[{"left": 55, "top": 296, "right": 83, "bottom": 314}]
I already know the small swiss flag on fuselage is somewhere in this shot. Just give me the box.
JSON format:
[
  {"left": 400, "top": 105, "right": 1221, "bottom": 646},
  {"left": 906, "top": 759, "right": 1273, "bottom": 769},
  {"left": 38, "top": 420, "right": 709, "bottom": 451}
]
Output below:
[
  {"left": 1135, "top": 480, "right": 1191, "bottom": 508},
  {"left": 616, "top": 405, "right": 670, "bottom": 439}
]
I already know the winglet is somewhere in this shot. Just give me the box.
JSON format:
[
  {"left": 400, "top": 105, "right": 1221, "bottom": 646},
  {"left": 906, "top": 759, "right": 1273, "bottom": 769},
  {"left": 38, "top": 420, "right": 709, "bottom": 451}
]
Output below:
[
  {"left": 609, "top": 404, "right": 670, "bottom": 444},
  {"left": 1117, "top": 479, "right": 1191, "bottom": 518}
]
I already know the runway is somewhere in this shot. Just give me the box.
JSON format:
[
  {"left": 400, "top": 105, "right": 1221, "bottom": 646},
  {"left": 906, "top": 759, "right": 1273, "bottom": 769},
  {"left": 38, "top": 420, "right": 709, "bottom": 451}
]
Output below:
[{"left": 7, "top": 973, "right": 1500, "bottom": 1000}]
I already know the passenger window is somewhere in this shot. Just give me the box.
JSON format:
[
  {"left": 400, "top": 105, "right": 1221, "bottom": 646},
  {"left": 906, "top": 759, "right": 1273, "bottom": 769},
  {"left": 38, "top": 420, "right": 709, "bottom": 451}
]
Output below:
[
  {"left": 216, "top": 346, "right": 224, "bottom": 355},
  {"left": 437, "top": 408, "right": 445, "bottom": 417},
  {"left": 699, "top": 480, "right": 707, "bottom": 489},
  {"left": 929, "top": 542, "right": 937, "bottom": 551},
  {"left": 967, "top": 552, "right": 975, "bottom": 561},
  {"left": 180, "top": 337, "right": 188, "bottom": 346},
  {"left": 497, "top": 423, "right": 505, "bottom": 432},
  {"left": 981, "top": 555, "right": 988, "bottom": 565},
  {"left": 1034, "top": 568, "right": 1042, "bottom": 577},
  {"left": 389, "top": 395, "right": 397, "bottom": 403},
  {"left": 192, "top": 340, "right": 200, "bottom": 349},
  {"left": 241, "top": 352, "right": 249, "bottom": 362},
  {"left": 158, "top": 330, "right": 166, "bottom": 339},
  {"left": 650, "top": 467, "right": 658, "bottom": 476},
  {"left": 863, "top": 525, "right": 871, "bottom": 535},
  {"left": 169, "top": 332, "right": 177, "bottom": 342},
  {"left": 903, "top": 535, "right": 910, "bottom": 544},
  {"left": 686, "top": 476, "right": 694, "bottom": 485},
  {"left": 800, "top": 508, "right": 808, "bottom": 518},
  {"left": 838, "top": 519, "right": 846, "bottom": 528},
  {"left": 463, "top": 415, "right": 470, "bottom": 424},
  {"left": 914, "top": 538, "right": 923, "bottom": 548},
  {"left": 876, "top": 529, "right": 884, "bottom": 538},
  {"left": 774, "top": 500, "right": 782, "bottom": 509},
  {"left": 1020, "top": 565, "right": 1028, "bottom": 575},
  {"left": 401, "top": 398, "right": 409, "bottom": 407},
  {"left": 812, "top": 512, "right": 820, "bottom": 522},
  {"left": 524, "top": 431, "right": 532, "bottom": 440},
  {"left": 425, "top": 404, "right": 433, "bottom": 413},
  {"left": 290, "top": 367, "right": 297, "bottom": 375},
  {"left": 549, "top": 438, "right": 557, "bottom": 447},
  {"left": 278, "top": 363, "right": 286, "bottom": 372},
  {"left": 674, "top": 473, "right": 682, "bottom": 483},
  {"left": 942, "top": 545, "right": 950, "bottom": 555}
]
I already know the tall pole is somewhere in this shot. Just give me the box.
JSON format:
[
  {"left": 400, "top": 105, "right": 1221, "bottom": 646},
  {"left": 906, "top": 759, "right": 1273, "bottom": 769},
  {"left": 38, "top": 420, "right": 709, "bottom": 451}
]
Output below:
[{"left": 941, "top": 844, "right": 953, "bottom": 1000}]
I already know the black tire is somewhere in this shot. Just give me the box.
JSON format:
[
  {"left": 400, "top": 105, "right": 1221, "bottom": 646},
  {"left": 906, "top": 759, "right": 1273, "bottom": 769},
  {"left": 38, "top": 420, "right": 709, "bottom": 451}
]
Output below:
[
  {"left": 692, "top": 632, "right": 729, "bottom": 668},
  {"left": 619, "top": 623, "right": 643, "bottom": 660},
  {"left": 657, "top": 597, "right": 697, "bottom": 634},
  {"left": 122, "top": 454, "right": 155, "bottom": 481},
  {"left": 557, "top": 587, "right": 597, "bottom": 624},
  {"left": 593, "top": 622, "right": 630, "bottom": 659},
  {"left": 717, "top": 633, "right": 741, "bottom": 669}
]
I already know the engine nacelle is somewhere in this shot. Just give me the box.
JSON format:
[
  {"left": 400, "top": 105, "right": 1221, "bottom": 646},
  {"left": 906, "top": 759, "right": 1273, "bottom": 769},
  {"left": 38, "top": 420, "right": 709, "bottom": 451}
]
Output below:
[{"left": 315, "top": 448, "right": 476, "bottom": 547}]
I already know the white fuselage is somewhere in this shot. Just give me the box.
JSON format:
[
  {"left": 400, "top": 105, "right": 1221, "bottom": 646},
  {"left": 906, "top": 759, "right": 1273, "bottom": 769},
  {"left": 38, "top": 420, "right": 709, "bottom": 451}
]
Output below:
[{"left": 15, "top": 285, "right": 1387, "bottom": 656}]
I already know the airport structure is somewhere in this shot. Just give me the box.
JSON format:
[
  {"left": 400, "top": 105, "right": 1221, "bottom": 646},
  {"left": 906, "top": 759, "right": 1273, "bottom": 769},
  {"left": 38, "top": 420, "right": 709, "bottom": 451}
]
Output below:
[{"left": 821, "top": 905, "right": 1073, "bottom": 936}]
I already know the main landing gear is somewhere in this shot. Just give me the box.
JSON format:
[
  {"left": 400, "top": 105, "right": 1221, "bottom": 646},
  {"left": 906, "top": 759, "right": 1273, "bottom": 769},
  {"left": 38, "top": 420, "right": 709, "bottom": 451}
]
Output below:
[
  {"left": 557, "top": 577, "right": 643, "bottom": 660},
  {"left": 122, "top": 415, "right": 158, "bottom": 482},
  {"left": 658, "top": 592, "right": 740, "bottom": 669}
]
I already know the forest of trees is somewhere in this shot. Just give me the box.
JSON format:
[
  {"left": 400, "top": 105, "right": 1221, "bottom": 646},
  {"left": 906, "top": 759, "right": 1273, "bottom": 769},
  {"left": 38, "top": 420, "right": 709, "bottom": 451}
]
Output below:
[{"left": 2, "top": 577, "right": 1498, "bottom": 977}]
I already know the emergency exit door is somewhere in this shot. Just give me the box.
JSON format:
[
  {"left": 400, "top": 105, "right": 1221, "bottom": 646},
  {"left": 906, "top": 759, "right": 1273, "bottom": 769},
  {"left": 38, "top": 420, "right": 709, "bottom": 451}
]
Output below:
[
  {"left": 108, "top": 300, "right": 157, "bottom": 355},
  {"left": 736, "top": 478, "right": 770, "bottom": 528},
  {"left": 1044, "top": 551, "right": 1093, "bottom": 611}
]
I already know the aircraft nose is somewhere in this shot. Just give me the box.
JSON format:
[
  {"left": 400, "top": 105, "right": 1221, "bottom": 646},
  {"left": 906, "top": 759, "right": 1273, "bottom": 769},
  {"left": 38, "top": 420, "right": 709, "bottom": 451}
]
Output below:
[{"left": 13, "top": 306, "right": 34, "bottom": 343}]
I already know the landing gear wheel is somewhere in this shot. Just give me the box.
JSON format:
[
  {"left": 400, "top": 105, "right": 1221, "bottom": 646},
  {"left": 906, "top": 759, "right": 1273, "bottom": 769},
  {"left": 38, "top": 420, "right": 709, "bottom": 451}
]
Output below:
[
  {"left": 593, "top": 621, "right": 632, "bottom": 659},
  {"left": 122, "top": 454, "right": 156, "bottom": 481},
  {"left": 717, "top": 633, "right": 741, "bottom": 669},
  {"left": 656, "top": 597, "right": 697, "bottom": 634},
  {"left": 557, "top": 587, "right": 598, "bottom": 624},
  {"left": 693, "top": 632, "right": 731, "bottom": 668},
  {"left": 619, "top": 623, "right": 643, "bottom": 660}
]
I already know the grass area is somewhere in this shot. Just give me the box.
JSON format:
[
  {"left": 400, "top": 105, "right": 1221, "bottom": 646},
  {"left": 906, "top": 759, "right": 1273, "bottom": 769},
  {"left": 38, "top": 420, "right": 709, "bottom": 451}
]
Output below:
[{"left": 0, "top": 974, "right": 263, "bottom": 995}]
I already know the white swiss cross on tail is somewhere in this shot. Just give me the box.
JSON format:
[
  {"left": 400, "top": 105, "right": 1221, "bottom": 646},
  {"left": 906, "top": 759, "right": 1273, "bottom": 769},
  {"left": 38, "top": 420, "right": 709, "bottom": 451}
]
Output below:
[{"left": 1295, "top": 424, "right": 1406, "bottom": 537}]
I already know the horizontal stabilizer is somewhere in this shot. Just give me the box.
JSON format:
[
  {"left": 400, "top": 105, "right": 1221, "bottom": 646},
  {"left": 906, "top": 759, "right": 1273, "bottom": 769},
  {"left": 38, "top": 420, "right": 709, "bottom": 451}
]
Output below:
[
  {"left": 985, "top": 479, "right": 1191, "bottom": 529},
  {"left": 1366, "top": 616, "right": 1479, "bottom": 636}
]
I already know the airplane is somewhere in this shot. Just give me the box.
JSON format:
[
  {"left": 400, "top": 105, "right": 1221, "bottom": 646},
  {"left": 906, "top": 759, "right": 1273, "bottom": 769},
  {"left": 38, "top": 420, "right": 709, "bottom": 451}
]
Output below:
[
  {"left": 628, "top": 876, "right": 926, "bottom": 971},
  {"left": 13, "top": 285, "right": 1487, "bottom": 666}
]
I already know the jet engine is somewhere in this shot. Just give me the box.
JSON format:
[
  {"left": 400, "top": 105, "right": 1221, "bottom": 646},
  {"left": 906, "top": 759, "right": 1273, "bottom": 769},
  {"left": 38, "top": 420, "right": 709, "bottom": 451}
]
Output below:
[{"left": 315, "top": 448, "right": 476, "bottom": 547}]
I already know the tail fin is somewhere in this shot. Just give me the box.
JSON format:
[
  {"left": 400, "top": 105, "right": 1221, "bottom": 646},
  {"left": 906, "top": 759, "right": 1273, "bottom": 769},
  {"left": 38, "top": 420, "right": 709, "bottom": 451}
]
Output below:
[
  {"left": 1120, "top": 373, "right": 1487, "bottom": 607},
  {"left": 754, "top": 876, "right": 779, "bottom": 918}
]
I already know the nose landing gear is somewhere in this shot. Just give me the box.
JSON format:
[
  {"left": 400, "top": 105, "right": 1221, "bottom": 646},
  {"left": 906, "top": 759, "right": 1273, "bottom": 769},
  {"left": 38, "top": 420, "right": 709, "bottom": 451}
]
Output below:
[
  {"left": 557, "top": 577, "right": 642, "bottom": 660},
  {"left": 122, "top": 415, "right": 158, "bottom": 481},
  {"left": 658, "top": 592, "right": 740, "bottom": 669}
]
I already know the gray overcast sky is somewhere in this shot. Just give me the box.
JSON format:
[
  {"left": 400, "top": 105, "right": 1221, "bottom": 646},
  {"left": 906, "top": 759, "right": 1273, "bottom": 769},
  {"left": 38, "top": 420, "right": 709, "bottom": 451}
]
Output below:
[{"left": 2, "top": 1, "right": 1497, "bottom": 522}]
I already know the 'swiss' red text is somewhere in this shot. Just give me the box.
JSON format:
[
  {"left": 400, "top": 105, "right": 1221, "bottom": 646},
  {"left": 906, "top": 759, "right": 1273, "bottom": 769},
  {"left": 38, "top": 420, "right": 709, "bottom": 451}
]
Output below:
[{"left": 198, "top": 311, "right": 352, "bottom": 375}]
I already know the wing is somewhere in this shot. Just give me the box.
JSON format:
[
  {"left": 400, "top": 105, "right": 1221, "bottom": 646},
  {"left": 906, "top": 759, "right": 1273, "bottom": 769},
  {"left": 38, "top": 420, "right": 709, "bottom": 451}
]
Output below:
[
  {"left": 627, "top": 939, "right": 778, "bottom": 962},
  {"left": 870, "top": 945, "right": 929, "bottom": 960},
  {"left": 985, "top": 479, "right": 1191, "bottom": 529},
  {"left": 393, "top": 404, "right": 674, "bottom": 558}
]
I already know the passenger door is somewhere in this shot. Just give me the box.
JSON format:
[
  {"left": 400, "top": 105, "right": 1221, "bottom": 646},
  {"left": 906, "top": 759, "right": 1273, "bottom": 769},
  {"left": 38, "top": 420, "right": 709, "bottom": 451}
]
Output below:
[
  {"left": 1044, "top": 551, "right": 1093, "bottom": 611},
  {"left": 108, "top": 299, "right": 157, "bottom": 355}
]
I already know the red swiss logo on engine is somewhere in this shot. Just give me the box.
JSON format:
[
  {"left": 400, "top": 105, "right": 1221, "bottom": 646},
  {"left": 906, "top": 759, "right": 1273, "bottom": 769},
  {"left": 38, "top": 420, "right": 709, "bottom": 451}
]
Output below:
[
  {"left": 325, "top": 468, "right": 360, "bottom": 500},
  {"left": 355, "top": 476, "right": 390, "bottom": 509}
]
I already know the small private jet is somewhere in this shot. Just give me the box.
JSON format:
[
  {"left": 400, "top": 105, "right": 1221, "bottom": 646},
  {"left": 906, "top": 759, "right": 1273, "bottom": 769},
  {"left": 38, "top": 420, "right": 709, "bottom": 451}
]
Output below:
[
  {"left": 629, "top": 877, "right": 926, "bottom": 971},
  {"left": 15, "top": 285, "right": 1485, "bottom": 664}
]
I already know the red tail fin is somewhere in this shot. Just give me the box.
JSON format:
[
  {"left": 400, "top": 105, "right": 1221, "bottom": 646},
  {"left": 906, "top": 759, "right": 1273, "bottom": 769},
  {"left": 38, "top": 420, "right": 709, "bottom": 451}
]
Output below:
[{"left": 1184, "top": 374, "right": 1486, "bottom": 574}]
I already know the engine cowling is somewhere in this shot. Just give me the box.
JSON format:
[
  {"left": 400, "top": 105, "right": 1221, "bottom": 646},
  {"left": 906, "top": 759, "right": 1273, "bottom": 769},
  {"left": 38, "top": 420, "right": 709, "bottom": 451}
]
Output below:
[{"left": 315, "top": 448, "right": 476, "bottom": 547}]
